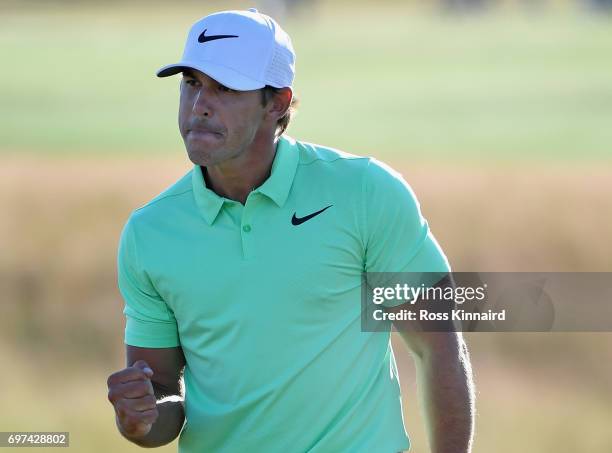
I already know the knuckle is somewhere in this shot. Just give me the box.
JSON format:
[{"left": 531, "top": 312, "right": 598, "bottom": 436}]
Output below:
[
  {"left": 115, "top": 401, "right": 126, "bottom": 417},
  {"left": 130, "top": 371, "right": 146, "bottom": 382},
  {"left": 133, "top": 382, "right": 148, "bottom": 395},
  {"left": 122, "top": 398, "right": 138, "bottom": 411},
  {"left": 142, "top": 416, "right": 156, "bottom": 426},
  {"left": 106, "top": 373, "right": 117, "bottom": 387},
  {"left": 142, "top": 409, "right": 158, "bottom": 424},
  {"left": 124, "top": 414, "right": 137, "bottom": 426},
  {"left": 124, "top": 411, "right": 141, "bottom": 425},
  {"left": 108, "top": 368, "right": 131, "bottom": 386},
  {"left": 134, "top": 396, "right": 156, "bottom": 411},
  {"left": 139, "top": 395, "right": 156, "bottom": 409}
]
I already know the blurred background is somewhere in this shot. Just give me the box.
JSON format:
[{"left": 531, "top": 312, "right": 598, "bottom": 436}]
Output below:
[{"left": 1, "top": 0, "right": 611, "bottom": 451}]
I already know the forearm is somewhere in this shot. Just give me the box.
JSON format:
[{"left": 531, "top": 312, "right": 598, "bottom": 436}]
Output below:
[
  {"left": 410, "top": 333, "right": 475, "bottom": 453},
  {"left": 118, "top": 397, "right": 185, "bottom": 448}
]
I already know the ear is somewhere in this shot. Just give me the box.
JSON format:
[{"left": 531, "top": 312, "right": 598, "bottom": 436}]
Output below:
[{"left": 266, "top": 87, "right": 293, "bottom": 121}]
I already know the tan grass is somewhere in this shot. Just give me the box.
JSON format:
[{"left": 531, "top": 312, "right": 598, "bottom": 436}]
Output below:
[{"left": 1, "top": 155, "right": 611, "bottom": 452}]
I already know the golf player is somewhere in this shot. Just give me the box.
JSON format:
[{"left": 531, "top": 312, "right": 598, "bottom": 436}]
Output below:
[{"left": 106, "top": 8, "right": 474, "bottom": 453}]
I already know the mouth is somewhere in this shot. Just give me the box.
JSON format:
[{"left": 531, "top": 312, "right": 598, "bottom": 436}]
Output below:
[{"left": 188, "top": 126, "right": 224, "bottom": 138}]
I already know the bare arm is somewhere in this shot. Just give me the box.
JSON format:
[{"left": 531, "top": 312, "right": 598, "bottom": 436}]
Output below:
[
  {"left": 397, "top": 330, "right": 475, "bottom": 453},
  {"left": 108, "top": 345, "right": 187, "bottom": 448},
  {"left": 385, "top": 274, "right": 475, "bottom": 453}
]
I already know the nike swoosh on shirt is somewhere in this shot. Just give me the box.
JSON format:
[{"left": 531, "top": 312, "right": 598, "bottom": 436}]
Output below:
[
  {"left": 291, "top": 205, "right": 333, "bottom": 226},
  {"left": 198, "top": 29, "right": 239, "bottom": 43}
]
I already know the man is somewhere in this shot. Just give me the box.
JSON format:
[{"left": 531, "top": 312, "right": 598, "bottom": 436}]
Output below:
[{"left": 106, "top": 8, "right": 474, "bottom": 453}]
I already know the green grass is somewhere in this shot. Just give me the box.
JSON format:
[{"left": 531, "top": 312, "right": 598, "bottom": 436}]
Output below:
[{"left": 1, "top": 2, "right": 612, "bottom": 160}]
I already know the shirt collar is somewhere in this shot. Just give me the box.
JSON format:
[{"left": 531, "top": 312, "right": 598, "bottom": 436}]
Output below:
[
  {"left": 254, "top": 135, "right": 299, "bottom": 208},
  {"left": 191, "top": 135, "right": 299, "bottom": 225}
]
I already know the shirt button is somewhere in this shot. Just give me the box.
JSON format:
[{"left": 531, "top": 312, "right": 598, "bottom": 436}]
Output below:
[{"left": 242, "top": 224, "right": 252, "bottom": 233}]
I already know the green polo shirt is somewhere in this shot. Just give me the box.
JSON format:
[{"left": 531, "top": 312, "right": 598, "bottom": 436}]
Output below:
[{"left": 117, "top": 135, "right": 450, "bottom": 453}]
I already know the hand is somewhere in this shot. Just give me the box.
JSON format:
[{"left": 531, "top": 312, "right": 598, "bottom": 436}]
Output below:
[{"left": 107, "top": 360, "right": 159, "bottom": 438}]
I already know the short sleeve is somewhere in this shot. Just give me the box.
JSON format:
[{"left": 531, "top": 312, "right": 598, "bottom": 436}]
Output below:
[
  {"left": 117, "top": 216, "right": 180, "bottom": 348},
  {"left": 362, "top": 158, "right": 451, "bottom": 307}
]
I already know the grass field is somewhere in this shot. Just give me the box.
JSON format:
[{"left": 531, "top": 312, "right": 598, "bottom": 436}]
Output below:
[
  {"left": 1, "top": 1, "right": 612, "bottom": 159},
  {"left": 2, "top": 156, "right": 611, "bottom": 451},
  {"left": 1, "top": 1, "right": 612, "bottom": 452}
]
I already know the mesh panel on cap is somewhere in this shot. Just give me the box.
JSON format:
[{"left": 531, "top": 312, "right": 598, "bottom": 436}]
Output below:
[{"left": 265, "top": 44, "right": 294, "bottom": 88}]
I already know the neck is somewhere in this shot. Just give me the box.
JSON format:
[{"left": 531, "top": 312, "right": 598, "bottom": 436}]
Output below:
[{"left": 203, "top": 136, "right": 279, "bottom": 205}]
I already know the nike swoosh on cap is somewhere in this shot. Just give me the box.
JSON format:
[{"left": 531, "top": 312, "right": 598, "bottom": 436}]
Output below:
[
  {"left": 291, "top": 205, "right": 333, "bottom": 226},
  {"left": 198, "top": 29, "right": 239, "bottom": 43}
]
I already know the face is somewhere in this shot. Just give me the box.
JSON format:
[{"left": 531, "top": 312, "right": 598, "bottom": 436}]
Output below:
[{"left": 178, "top": 69, "right": 269, "bottom": 167}]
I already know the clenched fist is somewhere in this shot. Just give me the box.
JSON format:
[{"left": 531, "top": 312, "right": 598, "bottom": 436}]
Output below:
[{"left": 107, "top": 360, "right": 159, "bottom": 439}]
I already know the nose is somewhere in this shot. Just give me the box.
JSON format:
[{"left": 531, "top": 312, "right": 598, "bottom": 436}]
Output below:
[{"left": 192, "top": 87, "right": 212, "bottom": 117}]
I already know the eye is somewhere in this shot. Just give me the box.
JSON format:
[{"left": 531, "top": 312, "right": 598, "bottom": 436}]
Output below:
[
  {"left": 218, "top": 84, "right": 235, "bottom": 93},
  {"left": 183, "top": 78, "right": 198, "bottom": 87}
]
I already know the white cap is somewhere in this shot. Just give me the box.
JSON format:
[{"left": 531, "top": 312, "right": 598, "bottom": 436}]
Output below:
[{"left": 156, "top": 8, "right": 295, "bottom": 90}]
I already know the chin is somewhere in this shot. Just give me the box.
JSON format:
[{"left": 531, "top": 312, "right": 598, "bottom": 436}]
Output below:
[
  {"left": 186, "top": 150, "right": 213, "bottom": 167},
  {"left": 186, "top": 146, "right": 227, "bottom": 167},
  {"left": 184, "top": 137, "right": 218, "bottom": 165}
]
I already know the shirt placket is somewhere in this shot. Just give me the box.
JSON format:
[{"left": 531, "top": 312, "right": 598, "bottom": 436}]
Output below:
[{"left": 240, "top": 193, "right": 261, "bottom": 261}]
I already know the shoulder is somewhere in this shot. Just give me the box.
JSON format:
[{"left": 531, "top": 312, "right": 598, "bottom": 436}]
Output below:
[
  {"left": 288, "top": 137, "right": 371, "bottom": 183},
  {"left": 128, "top": 167, "right": 194, "bottom": 226},
  {"left": 286, "top": 136, "right": 416, "bottom": 205},
  {"left": 292, "top": 138, "right": 366, "bottom": 165},
  {"left": 289, "top": 137, "right": 405, "bottom": 184}
]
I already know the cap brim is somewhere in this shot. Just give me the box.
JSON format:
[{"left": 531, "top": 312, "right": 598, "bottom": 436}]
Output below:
[{"left": 156, "top": 60, "right": 265, "bottom": 91}]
